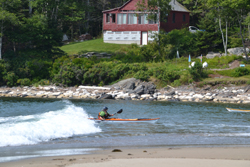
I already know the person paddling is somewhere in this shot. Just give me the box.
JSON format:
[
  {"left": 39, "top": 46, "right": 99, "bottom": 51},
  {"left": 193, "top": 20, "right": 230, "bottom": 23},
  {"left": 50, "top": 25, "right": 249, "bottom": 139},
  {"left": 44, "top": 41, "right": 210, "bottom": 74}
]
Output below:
[{"left": 98, "top": 107, "right": 114, "bottom": 120}]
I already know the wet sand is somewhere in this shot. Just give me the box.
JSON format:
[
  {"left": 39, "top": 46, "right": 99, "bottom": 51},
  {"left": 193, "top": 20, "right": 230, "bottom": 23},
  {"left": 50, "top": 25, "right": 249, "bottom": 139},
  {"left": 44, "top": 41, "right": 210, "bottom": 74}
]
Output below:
[{"left": 1, "top": 147, "right": 250, "bottom": 167}]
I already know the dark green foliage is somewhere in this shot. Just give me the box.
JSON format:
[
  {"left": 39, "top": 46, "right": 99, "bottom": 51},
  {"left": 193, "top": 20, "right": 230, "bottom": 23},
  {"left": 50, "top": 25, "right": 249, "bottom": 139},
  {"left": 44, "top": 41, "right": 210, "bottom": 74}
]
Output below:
[
  {"left": 17, "top": 78, "right": 31, "bottom": 86},
  {"left": 159, "top": 29, "right": 196, "bottom": 59},
  {"left": 232, "top": 67, "right": 250, "bottom": 77},
  {"left": 150, "top": 66, "right": 180, "bottom": 84},
  {"left": 194, "top": 13, "right": 222, "bottom": 55},
  {"left": 134, "top": 71, "right": 149, "bottom": 81},
  {"left": 0, "top": 60, "right": 9, "bottom": 85},
  {"left": 188, "top": 61, "right": 208, "bottom": 81},
  {"left": 83, "top": 62, "right": 148, "bottom": 85},
  {"left": 37, "top": 79, "right": 50, "bottom": 86},
  {"left": 53, "top": 62, "right": 86, "bottom": 86},
  {"left": 3, "top": 72, "right": 18, "bottom": 87}
]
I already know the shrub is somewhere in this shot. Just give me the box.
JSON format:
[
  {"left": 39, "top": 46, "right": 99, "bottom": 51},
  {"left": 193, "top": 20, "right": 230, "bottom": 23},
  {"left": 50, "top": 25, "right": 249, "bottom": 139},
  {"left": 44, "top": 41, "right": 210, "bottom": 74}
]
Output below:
[
  {"left": 134, "top": 71, "right": 149, "bottom": 81},
  {"left": 53, "top": 62, "right": 85, "bottom": 86},
  {"left": 189, "top": 61, "right": 207, "bottom": 81},
  {"left": 172, "top": 79, "right": 181, "bottom": 87},
  {"left": 38, "top": 79, "right": 50, "bottom": 85},
  {"left": 3, "top": 72, "right": 18, "bottom": 87},
  {"left": 247, "top": 80, "right": 250, "bottom": 85},
  {"left": 151, "top": 66, "right": 180, "bottom": 84},
  {"left": 83, "top": 62, "right": 149, "bottom": 85},
  {"left": 232, "top": 67, "right": 250, "bottom": 77},
  {"left": 179, "top": 70, "right": 193, "bottom": 84},
  {"left": 17, "top": 78, "right": 31, "bottom": 86}
]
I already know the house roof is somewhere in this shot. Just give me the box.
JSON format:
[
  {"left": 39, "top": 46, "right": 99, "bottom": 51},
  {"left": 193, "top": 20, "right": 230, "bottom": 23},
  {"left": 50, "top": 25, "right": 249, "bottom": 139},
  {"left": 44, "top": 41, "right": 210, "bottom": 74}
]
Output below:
[
  {"left": 169, "top": 0, "right": 190, "bottom": 12},
  {"left": 102, "top": 0, "right": 132, "bottom": 13},
  {"left": 102, "top": 0, "right": 190, "bottom": 13}
]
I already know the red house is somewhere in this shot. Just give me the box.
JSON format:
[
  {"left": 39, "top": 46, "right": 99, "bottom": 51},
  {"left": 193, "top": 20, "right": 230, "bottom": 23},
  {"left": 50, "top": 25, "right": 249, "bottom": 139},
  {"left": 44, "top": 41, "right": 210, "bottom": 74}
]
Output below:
[{"left": 103, "top": 0, "right": 190, "bottom": 45}]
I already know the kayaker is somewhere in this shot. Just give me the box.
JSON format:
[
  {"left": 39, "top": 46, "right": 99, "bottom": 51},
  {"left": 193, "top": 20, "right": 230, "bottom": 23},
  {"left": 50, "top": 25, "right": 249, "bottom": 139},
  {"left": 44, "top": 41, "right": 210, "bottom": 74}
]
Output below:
[{"left": 98, "top": 107, "right": 114, "bottom": 120}]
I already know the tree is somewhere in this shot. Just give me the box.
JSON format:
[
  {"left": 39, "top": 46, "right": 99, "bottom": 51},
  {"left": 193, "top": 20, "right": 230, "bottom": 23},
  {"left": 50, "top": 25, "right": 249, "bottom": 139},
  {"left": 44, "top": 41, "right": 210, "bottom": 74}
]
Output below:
[
  {"left": 0, "top": 0, "right": 20, "bottom": 59},
  {"left": 222, "top": 0, "right": 250, "bottom": 60},
  {"left": 195, "top": 12, "right": 221, "bottom": 55},
  {"left": 136, "top": 0, "right": 171, "bottom": 34},
  {"left": 208, "top": 0, "right": 232, "bottom": 56},
  {"left": 136, "top": 0, "right": 171, "bottom": 57},
  {"left": 244, "top": 13, "right": 250, "bottom": 39}
]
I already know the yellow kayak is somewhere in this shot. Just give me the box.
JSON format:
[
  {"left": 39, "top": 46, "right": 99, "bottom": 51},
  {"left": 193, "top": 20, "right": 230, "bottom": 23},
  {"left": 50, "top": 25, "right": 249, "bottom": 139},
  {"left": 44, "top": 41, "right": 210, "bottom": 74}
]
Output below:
[{"left": 226, "top": 107, "right": 250, "bottom": 112}]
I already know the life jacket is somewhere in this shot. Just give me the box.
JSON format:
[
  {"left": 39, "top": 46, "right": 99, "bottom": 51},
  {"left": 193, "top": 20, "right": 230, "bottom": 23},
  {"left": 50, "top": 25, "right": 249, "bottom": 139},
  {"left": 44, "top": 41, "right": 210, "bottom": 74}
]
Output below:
[{"left": 98, "top": 111, "right": 109, "bottom": 119}]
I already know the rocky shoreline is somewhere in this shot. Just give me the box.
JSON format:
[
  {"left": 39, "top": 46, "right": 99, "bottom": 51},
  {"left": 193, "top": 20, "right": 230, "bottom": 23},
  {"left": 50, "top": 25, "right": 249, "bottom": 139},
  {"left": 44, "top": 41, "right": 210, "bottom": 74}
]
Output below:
[{"left": 1, "top": 78, "right": 250, "bottom": 104}]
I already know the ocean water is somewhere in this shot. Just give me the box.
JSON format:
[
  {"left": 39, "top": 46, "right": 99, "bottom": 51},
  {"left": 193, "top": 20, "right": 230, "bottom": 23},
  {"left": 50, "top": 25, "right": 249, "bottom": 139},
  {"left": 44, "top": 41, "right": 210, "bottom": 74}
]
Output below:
[{"left": 1, "top": 97, "right": 250, "bottom": 162}]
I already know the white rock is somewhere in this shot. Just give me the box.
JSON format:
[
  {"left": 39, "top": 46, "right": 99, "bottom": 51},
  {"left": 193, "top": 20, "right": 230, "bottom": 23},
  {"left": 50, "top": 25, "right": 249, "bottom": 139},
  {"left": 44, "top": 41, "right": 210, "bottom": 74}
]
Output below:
[
  {"left": 158, "top": 95, "right": 166, "bottom": 99},
  {"left": 189, "top": 92, "right": 195, "bottom": 96},
  {"left": 141, "top": 94, "right": 151, "bottom": 98},
  {"left": 44, "top": 87, "right": 52, "bottom": 91},
  {"left": 193, "top": 94, "right": 204, "bottom": 98},
  {"left": 232, "top": 97, "right": 240, "bottom": 101},
  {"left": 165, "top": 96, "right": 172, "bottom": 99},
  {"left": 206, "top": 93, "right": 212, "bottom": 96},
  {"left": 242, "top": 101, "right": 250, "bottom": 104},
  {"left": 232, "top": 90, "right": 237, "bottom": 93},
  {"left": 78, "top": 86, "right": 110, "bottom": 90},
  {"left": 52, "top": 92, "right": 62, "bottom": 96},
  {"left": 130, "top": 94, "right": 138, "bottom": 98}
]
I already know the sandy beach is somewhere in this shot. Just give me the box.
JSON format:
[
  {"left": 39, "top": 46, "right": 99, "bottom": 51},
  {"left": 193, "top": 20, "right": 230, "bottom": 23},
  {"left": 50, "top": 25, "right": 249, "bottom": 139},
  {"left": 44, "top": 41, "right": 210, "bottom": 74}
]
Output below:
[{"left": 1, "top": 147, "right": 250, "bottom": 167}]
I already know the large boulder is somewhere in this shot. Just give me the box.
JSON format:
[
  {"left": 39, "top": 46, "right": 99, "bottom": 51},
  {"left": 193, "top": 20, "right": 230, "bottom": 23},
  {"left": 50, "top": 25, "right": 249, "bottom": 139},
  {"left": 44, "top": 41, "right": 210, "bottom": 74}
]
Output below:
[
  {"left": 111, "top": 78, "right": 139, "bottom": 90},
  {"left": 206, "top": 52, "right": 221, "bottom": 59},
  {"left": 134, "top": 85, "right": 144, "bottom": 95},
  {"left": 227, "top": 47, "right": 250, "bottom": 55}
]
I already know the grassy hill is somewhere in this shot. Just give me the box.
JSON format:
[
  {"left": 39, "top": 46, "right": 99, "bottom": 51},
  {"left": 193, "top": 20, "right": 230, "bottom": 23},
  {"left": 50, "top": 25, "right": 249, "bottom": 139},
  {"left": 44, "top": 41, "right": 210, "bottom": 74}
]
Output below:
[
  {"left": 59, "top": 38, "right": 250, "bottom": 88},
  {"left": 60, "top": 38, "right": 130, "bottom": 55}
]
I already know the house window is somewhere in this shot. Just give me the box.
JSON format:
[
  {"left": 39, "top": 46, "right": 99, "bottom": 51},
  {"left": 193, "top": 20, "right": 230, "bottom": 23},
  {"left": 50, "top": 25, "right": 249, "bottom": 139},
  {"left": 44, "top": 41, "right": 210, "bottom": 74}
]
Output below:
[
  {"left": 111, "top": 14, "right": 116, "bottom": 23},
  {"left": 183, "top": 14, "right": 186, "bottom": 22},
  {"left": 148, "top": 14, "right": 157, "bottom": 24},
  {"left": 148, "top": 18, "right": 156, "bottom": 24},
  {"left": 106, "top": 14, "right": 110, "bottom": 23},
  {"left": 117, "top": 13, "right": 127, "bottom": 24},
  {"left": 173, "top": 13, "right": 175, "bottom": 23},
  {"left": 128, "top": 13, "right": 137, "bottom": 24},
  {"left": 139, "top": 14, "right": 148, "bottom": 24}
]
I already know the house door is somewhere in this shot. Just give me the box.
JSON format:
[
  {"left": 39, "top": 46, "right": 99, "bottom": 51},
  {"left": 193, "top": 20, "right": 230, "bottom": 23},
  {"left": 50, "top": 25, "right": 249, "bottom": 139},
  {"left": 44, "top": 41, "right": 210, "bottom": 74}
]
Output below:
[{"left": 142, "top": 32, "right": 148, "bottom": 45}]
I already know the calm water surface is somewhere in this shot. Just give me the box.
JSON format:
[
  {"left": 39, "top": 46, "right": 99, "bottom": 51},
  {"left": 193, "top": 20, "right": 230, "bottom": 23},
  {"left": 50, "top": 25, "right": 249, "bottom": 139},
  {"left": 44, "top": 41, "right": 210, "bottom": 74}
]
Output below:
[{"left": 0, "top": 97, "right": 250, "bottom": 162}]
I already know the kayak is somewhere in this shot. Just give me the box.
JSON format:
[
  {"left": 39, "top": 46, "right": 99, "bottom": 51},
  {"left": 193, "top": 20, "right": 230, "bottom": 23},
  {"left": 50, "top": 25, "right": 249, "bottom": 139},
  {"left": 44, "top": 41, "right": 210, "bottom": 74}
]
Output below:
[
  {"left": 88, "top": 117, "right": 160, "bottom": 123},
  {"left": 226, "top": 107, "right": 250, "bottom": 112}
]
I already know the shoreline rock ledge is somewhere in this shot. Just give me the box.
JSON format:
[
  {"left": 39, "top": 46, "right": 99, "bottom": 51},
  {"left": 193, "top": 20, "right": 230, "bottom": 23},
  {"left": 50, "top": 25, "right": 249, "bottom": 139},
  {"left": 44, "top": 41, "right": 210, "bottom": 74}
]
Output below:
[{"left": 1, "top": 78, "right": 250, "bottom": 104}]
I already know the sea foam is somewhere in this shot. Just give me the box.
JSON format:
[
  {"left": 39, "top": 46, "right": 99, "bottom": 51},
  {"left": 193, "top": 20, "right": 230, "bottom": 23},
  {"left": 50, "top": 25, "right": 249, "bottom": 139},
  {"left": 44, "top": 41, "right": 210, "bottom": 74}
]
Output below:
[{"left": 0, "top": 102, "right": 101, "bottom": 147}]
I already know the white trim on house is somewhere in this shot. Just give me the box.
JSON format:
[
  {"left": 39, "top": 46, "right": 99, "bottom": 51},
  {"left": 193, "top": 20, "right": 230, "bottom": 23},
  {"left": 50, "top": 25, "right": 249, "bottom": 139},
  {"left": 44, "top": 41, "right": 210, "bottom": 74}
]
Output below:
[{"left": 103, "top": 31, "right": 157, "bottom": 45}]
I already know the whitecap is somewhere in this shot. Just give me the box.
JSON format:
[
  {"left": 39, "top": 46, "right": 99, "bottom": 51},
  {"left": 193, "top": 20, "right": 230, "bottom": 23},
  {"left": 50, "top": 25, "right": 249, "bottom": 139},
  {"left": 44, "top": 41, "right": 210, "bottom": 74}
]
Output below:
[{"left": 0, "top": 102, "right": 101, "bottom": 147}]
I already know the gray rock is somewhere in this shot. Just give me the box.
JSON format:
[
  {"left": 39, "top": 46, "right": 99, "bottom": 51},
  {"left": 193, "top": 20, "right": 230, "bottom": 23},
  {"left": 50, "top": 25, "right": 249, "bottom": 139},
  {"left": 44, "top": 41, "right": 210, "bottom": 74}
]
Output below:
[
  {"left": 134, "top": 85, "right": 144, "bottom": 95},
  {"left": 168, "top": 99, "right": 180, "bottom": 102},
  {"left": 165, "top": 90, "right": 175, "bottom": 96},
  {"left": 144, "top": 84, "right": 156, "bottom": 94},
  {"left": 124, "top": 82, "right": 135, "bottom": 90},
  {"left": 227, "top": 47, "right": 250, "bottom": 55},
  {"left": 244, "top": 85, "right": 250, "bottom": 93},
  {"left": 206, "top": 52, "right": 221, "bottom": 59},
  {"left": 99, "top": 94, "right": 114, "bottom": 99},
  {"left": 111, "top": 78, "right": 139, "bottom": 90},
  {"left": 124, "top": 97, "right": 132, "bottom": 100}
]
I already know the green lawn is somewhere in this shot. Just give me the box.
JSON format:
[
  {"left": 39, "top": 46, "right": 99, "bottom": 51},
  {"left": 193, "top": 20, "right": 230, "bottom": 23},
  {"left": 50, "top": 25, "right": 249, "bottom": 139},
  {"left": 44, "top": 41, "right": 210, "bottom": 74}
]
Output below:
[{"left": 60, "top": 38, "right": 130, "bottom": 55}]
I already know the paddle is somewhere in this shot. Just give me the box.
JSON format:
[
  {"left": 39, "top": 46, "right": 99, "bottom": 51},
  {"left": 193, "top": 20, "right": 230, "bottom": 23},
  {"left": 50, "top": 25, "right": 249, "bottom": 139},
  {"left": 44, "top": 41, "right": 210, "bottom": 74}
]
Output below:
[{"left": 112, "top": 109, "right": 123, "bottom": 116}]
